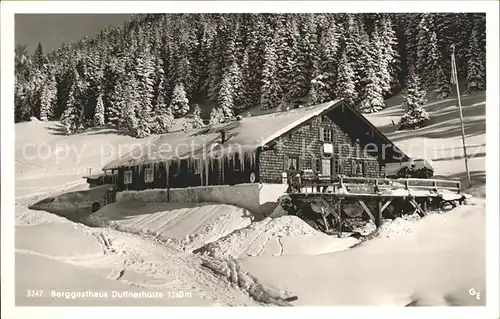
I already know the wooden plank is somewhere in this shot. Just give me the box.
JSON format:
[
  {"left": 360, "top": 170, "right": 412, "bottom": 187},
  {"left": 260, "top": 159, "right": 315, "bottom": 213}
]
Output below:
[
  {"left": 358, "top": 199, "right": 376, "bottom": 222},
  {"left": 337, "top": 199, "right": 342, "bottom": 235},
  {"left": 320, "top": 197, "right": 340, "bottom": 221},
  {"left": 291, "top": 193, "right": 443, "bottom": 200},
  {"left": 376, "top": 199, "right": 382, "bottom": 227},
  {"left": 409, "top": 199, "right": 427, "bottom": 216},
  {"left": 321, "top": 207, "right": 330, "bottom": 232},
  {"left": 321, "top": 206, "right": 331, "bottom": 218},
  {"left": 380, "top": 199, "right": 393, "bottom": 213}
]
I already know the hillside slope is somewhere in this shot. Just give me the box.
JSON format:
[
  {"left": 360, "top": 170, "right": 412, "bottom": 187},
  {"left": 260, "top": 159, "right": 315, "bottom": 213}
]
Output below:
[{"left": 365, "top": 91, "right": 486, "bottom": 194}]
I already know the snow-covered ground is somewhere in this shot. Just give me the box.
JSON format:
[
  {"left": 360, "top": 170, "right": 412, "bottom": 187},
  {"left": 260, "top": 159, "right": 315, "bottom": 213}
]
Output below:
[
  {"left": 239, "top": 198, "right": 486, "bottom": 306},
  {"left": 12, "top": 91, "right": 490, "bottom": 308},
  {"left": 89, "top": 201, "right": 254, "bottom": 251}
]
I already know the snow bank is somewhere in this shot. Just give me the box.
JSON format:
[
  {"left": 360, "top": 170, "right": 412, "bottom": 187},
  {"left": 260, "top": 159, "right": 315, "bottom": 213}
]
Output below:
[
  {"left": 375, "top": 214, "right": 421, "bottom": 238},
  {"left": 28, "top": 184, "right": 111, "bottom": 220},
  {"left": 239, "top": 202, "right": 486, "bottom": 306},
  {"left": 89, "top": 201, "right": 253, "bottom": 251},
  {"left": 16, "top": 223, "right": 102, "bottom": 257},
  {"left": 15, "top": 203, "right": 70, "bottom": 225},
  {"left": 195, "top": 215, "right": 358, "bottom": 259},
  {"left": 15, "top": 211, "right": 258, "bottom": 306},
  {"left": 15, "top": 252, "right": 213, "bottom": 306}
]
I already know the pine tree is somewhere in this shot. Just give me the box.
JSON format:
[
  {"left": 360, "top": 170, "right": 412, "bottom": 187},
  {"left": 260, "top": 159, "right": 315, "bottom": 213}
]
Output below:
[
  {"left": 260, "top": 36, "right": 282, "bottom": 110},
  {"left": 169, "top": 83, "right": 190, "bottom": 117},
  {"left": 378, "top": 15, "right": 400, "bottom": 92},
  {"left": 466, "top": 28, "right": 486, "bottom": 93},
  {"left": 294, "top": 15, "right": 318, "bottom": 99},
  {"left": 335, "top": 50, "right": 357, "bottom": 107},
  {"left": 426, "top": 31, "right": 451, "bottom": 99},
  {"left": 93, "top": 93, "right": 105, "bottom": 126},
  {"left": 281, "top": 20, "right": 302, "bottom": 103},
  {"left": 39, "top": 73, "right": 57, "bottom": 121},
  {"left": 60, "top": 86, "right": 78, "bottom": 134},
  {"left": 360, "top": 66, "right": 385, "bottom": 113},
  {"left": 399, "top": 69, "right": 429, "bottom": 130},
  {"left": 415, "top": 15, "right": 451, "bottom": 99},
  {"left": 33, "top": 42, "right": 47, "bottom": 69},
  {"left": 118, "top": 73, "right": 140, "bottom": 135},
  {"left": 209, "top": 107, "right": 225, "bottom": 125},
  {"left": 121, "top": 98, "right": 139, "bottom": 136},
  {"left": 218, "top": 74, "right": 235, "bottom": 118},
  {"left": 134, "top": 49, "right": 155, "bottom": 137},
  {"left": 151, "top": 92, "right": 174, "bottom": 134},
  {"left": 308, "top": 18, "right": 339, "bottom": 105},
  {"left": 192, "top": 104, "right": 205, "bottom": 128},
  {"left": 237, "top": 49, "right": 252, "bottom": 110},
  {"left": 227, "top": 60, "right": 243, "bottom": 108}
]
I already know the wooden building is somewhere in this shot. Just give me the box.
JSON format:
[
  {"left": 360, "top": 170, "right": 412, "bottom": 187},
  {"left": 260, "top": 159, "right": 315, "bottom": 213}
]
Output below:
[{"left": 102, "top": 99, "right": 409, "bottom": 192}]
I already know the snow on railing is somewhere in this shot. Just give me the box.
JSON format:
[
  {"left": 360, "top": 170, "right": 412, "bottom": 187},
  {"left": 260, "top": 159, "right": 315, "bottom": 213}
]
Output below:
[{"left": 287, "top": 175, "right": 461, "bottom": 195}]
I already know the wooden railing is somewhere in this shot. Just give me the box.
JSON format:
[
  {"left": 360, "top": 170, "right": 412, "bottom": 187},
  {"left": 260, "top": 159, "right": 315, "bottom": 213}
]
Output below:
[{"left": 287, "top": 174, "right": 461, "bottom": 195}]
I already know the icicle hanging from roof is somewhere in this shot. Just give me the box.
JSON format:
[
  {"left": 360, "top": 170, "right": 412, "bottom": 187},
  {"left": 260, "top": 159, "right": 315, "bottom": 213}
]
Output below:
[
  {"left": 205, "top": 157, "right": 209, "bottom": 187},
  {"left": 220, "top": 155, "right": 225, "bottom": 184},
  {"left": 165, "top": 160, "right": 170, "bottom": 187},
  {"left": 199, "top": 157, "right": 204, "bottom": 186}
]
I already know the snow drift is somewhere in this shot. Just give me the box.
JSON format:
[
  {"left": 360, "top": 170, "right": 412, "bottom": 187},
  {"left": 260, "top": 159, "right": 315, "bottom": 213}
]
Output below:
[
  {"left": 88, "top": 201, "right": 253, "bottom": 251},
  {"left": 195, "top": 215, "right": 359, "bottom": 259},
  {"left": 239, "top": 200, "right": 486, "bottom": 306}
]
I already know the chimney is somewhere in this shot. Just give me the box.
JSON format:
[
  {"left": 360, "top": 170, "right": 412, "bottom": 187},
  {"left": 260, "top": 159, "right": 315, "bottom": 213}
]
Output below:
[{"left": 221, "top": 130, "right": 226, "bottom": 144}]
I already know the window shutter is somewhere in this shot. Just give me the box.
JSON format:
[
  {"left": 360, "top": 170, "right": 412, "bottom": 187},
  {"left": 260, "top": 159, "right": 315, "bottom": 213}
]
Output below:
[
  {"left": 298, "top": 157, "right": 303, "bottom": 170},
  {"left": 319, "top": 127, "right": 324, "bottom": 141},
  {"left": 363, "top": 161, "right": 367, "bottom": 176},
  {"left": 351, "top": 160, "right": 357, "bottom": 175},
  {"left": 283, "top": 154, "right": 289, "bottom": 170}
]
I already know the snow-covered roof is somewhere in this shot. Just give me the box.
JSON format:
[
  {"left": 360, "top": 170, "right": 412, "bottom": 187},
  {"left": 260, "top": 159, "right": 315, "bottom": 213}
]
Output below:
[{"left": 103, "top": 100, "right": 344, "bottom": 170}]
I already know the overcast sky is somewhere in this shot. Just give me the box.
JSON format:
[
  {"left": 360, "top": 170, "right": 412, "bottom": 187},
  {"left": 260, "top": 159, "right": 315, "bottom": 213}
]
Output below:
[{"left": 15, "top": 14, "right": 132, "bottom": 53}]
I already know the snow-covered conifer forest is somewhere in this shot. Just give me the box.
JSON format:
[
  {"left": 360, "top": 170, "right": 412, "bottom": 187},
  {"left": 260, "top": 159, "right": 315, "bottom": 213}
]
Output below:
[{"left": 14, "top": 13, "right": 486, "bottom": 137}]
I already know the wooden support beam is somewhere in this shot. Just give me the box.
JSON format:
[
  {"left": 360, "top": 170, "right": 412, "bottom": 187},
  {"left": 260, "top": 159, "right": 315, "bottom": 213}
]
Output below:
[
  {"left": 380, "top": 199, "right": 393, "bottom": 214},
  {"left": 321, "top": 206, "right": 332, "bottom": 218},
  {"left": 409, "top": 199, "right": 426, "bottom": 216},
  {"left": 320, "top": 207, "right": 330, "bottom": 232},
  {"left": 358, "top": 199, "right": 376, "bottom": 223},
  {"left": 375, "top": 199, "right": 382, "bottom": 227},
  {"left": 320, "top": 196, "right": 340, "bottom": 221},
  {"left": 337, "top": 198, "right": 342, "bottom": 236}
]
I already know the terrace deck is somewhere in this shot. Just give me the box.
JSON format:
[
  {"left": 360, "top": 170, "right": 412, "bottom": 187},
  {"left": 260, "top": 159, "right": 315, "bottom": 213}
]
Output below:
[{"left": 286, "top": 175, "right": 468, "bottom": 232}]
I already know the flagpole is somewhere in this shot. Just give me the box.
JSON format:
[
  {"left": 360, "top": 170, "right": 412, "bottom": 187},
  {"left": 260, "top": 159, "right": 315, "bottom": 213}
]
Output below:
[{"left": 451, "top": 44, "right": 472, "bottom": 188}]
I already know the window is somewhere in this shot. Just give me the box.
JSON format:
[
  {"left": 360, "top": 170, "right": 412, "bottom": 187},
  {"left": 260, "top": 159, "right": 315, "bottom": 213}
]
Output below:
[
  {"left": 319, "top": 127, "right": 333, "bottom": 142},
  {"left": 321, "top": 159, "right": 331, "bottom": 176},
  {"left": 124, "top": 170, "right": 133, "bottom": 184},
  {"left": 311, "top": 157, "right": 321, "bottom": 173},
  {"left": 286, "top": 157, "right": 299, "bottom": 171},
  {"left": 324, "top": 129, "right": 332, "bottom": 142},
  {"left": 144, "top": 168, "right": 154, "bottom": 183},
  {"left": 357, "top": 161, "right": 365, "bottom": 176},
  {"left": 351, "top": 160, "right": 365, "bottom": 176},
  {"left": 333, "top": 158, "right": 342, "bottom": 175}
]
